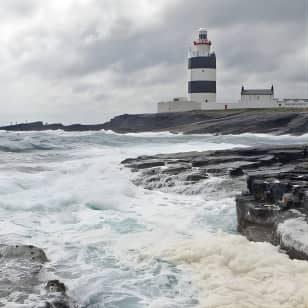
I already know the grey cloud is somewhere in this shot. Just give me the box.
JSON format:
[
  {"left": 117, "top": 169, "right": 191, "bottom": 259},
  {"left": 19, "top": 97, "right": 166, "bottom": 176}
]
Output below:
[
  {"left": 18, "top": 16, "right": 185, "bottom": 79},
  {"left": 0, "top": 0, "right": 307, "bottom": 125},
  {"left": 166, "top": 0, "right": 306, "bottom": 29},
  {"left": 16, "top": 0, "right": 307, "bottom": 81},
  {"left": 0, "top": 0, "right": 39, "bottom": 18}
]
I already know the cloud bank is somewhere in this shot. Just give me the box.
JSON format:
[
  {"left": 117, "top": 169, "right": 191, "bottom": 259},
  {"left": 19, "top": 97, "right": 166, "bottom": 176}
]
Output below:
[{"left": 0, "top": 0, "right": 307, "bottom": 124}]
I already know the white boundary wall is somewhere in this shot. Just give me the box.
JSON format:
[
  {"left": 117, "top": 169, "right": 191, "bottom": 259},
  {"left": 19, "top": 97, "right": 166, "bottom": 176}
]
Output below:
[
  {"left": 280, "top": 100, "right": 308, "bottom": 108},
  {"left": 202, "top": 100, "right": 279, "bottom": 110},
  {"left": 157, "top": 99, "right": 308, "bottom": 113},
  {"left": 157, "top": 100, "right": 201, "bottom": 113},
  {"left": 201, "top": 99, "right": 308, "bottom": 110}
]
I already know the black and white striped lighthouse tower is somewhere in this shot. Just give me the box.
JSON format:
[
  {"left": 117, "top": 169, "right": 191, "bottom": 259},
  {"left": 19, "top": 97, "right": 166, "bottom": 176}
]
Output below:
[{"left": 188, "top": 28, "right": 216, "bottom": 103}]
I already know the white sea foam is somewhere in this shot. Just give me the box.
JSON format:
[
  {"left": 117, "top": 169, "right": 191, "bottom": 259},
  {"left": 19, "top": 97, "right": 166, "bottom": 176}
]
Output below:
[
  {"left": 163, "top": 232, "right": 308, "bottom": 308},
  {"left": 103, "top": 129, "right": 182, "bottom": 138},
  {"left": 278, "top": 217, "right": 308, "bottom": 256}
]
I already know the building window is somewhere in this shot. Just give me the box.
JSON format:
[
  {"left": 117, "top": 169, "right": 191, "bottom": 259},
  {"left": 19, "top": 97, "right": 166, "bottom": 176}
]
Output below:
[{"left": 257, "top": 96, "right": 259, "bottom": 100}]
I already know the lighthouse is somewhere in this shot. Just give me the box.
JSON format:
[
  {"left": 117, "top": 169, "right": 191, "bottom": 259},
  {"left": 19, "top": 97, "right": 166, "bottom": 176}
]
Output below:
[
  {"left": 157, "top": 28, "right": 308, "bottom": 113},
  {"left": 188, "top": 28, "right": 216, "bottom": 103}
]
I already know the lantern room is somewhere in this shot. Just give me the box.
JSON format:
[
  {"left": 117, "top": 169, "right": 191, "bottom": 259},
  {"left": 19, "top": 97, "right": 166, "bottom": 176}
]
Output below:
[
  {"left": 194, "top": 28, "right": 212, "bottom": 46},
  {"left": 190, "top": 28, "right": 212, "bottom": 57}
]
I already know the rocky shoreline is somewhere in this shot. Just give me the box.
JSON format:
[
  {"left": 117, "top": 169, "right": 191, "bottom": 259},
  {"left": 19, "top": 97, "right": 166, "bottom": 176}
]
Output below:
[
  {"left": 0, "top": 244, "right": 79, "bottom": 307},
  {"left": 122, "top": 145, "right": 308, "bottom": 260},
  {"left": 2, "top": 109, "right": 308, "bottom": 135}
]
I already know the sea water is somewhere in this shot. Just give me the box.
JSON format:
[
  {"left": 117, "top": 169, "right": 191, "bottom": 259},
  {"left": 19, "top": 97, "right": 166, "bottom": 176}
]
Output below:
[{"left": 0, "top": 130, "right": 308, "bottom": 308}]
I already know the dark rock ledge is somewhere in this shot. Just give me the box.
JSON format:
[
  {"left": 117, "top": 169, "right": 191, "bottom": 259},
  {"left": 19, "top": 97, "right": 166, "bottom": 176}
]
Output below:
[
  {"left": 122, "top": 145, "right": 308, "bottom": 260},
  {"left": 2, "top": 109, "right": 308, "bottom": 135},
  {"left": 0, "top": 244, "right": 80, "bottom": 307}
]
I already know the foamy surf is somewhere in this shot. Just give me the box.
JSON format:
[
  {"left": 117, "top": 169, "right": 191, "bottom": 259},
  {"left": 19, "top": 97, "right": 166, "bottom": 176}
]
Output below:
[
  {"left": 0, "top": 130, "right": 307, "bottom": 307},
  {"left": 163, "top": 232, "right": 308, "bottom": 308}
]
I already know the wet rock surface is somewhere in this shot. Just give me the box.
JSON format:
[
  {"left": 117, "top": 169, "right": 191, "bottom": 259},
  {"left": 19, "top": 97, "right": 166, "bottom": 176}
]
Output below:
[
  {"left": 0, "top": 244, "right": 79, "bottom": 307},
  {"left": 122, "top": 145, "right": 308, "bottom": 260}
]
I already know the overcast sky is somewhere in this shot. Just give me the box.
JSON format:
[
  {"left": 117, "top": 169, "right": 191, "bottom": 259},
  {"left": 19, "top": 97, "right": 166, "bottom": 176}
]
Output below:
[{"left": 0, "top": 0, "right": 307, "bottom": 124}]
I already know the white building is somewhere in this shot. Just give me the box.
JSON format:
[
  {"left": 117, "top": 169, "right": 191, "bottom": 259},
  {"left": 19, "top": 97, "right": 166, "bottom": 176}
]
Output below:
[
  {"left": 157, "top": 29, "right": 308, "bottom": 113},
  {"left": 201, "top": 85, "right": 308, "bottom": 110},
  {"left": 240, "top": 85, "right": 274, "bottom": 104}
]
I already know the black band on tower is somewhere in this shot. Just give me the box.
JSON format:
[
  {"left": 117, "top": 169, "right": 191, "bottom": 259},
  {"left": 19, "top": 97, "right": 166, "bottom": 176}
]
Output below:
[
  {"left": 188, "top": 56, "right": 216, "bottom": 69},
  {"left": 188, "top": 81, "right": 216, "bottom": 93}
]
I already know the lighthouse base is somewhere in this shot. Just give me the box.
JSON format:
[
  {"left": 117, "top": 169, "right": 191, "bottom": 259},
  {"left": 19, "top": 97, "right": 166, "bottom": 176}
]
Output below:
[
  {"left": 157, "top": 100, "right": 201, "bottom": 113},
  {"left": 189, "top": 93, "right": 216, "bottom": 103}
]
